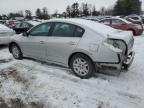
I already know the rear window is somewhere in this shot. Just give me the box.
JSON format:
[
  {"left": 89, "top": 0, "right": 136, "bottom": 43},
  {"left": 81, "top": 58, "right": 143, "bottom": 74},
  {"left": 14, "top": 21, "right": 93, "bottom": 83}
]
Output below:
[
  {"left": 112, "top": 19, "right": 124, "bottom": 24},
  {"left": 100, "top": 19, "right": 111, "bottom": 25},
  {"left": 131, "top": 17, "right": 139, "bottom": 20},
  {"left": 52, "top": 22, "right": 84, "bottom": 37},
  {"left": 74, "top": 27, "right": 84, "bottom": 37}
]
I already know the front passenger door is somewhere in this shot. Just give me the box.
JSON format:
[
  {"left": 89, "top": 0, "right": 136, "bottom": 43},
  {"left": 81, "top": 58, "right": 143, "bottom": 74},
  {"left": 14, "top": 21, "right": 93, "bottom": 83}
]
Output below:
[{"left": 20, "top": 22, "right": 52, "bottom": 60}]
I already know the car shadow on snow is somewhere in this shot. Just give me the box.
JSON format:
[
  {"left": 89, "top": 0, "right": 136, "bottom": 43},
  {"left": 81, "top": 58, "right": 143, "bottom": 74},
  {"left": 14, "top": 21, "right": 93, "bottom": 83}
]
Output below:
[
  {"left": 0, "top": 45, "right": 8, "bottom": 50},
  {"left": 23, "top": 57, "right": 121, "bottom": 80},
  {"left": 0, "top": 58, "right": 13, "bottom": 63},
  {"left": 24, "top": 57, "right": 74, "bottom": 73}
]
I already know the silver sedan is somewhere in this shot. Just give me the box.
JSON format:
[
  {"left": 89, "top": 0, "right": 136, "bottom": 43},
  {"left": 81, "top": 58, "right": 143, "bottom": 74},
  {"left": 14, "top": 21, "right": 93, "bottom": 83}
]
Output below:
[{"left": 9, "top": 19, "right": 135, "bottom": 78}]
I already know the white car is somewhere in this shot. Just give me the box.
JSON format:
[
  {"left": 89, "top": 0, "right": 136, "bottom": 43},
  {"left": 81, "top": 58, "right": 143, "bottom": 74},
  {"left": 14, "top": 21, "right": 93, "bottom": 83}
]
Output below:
[
  {"left": 0, "top": 24, "right": 15, "bottom": 45},
  {"left": 125, "top": 14, "right": 143, "bottom": 23},
  {"left": 9, "top": 19, "right": 135, "bottom": 78}
]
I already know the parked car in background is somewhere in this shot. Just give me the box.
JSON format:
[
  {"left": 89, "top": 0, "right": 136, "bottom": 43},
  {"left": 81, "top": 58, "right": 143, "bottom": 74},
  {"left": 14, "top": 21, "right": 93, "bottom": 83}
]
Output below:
[
  {"left": 0, "top": 24, "right": 15, "bottom": 45},
  {"left": 9, "top": 19, "right": 134, "bottom": 78},
  {"left": 13, "top": 20, "right": 40, "bottom": 34},
  {"left": 125, "top": 14, "right": 143, "bottom": 24},
  {"left": 0, "top": 20, "right": 6, "bottom": 24},
  {"left": 99, "top": 17, "right": 143, "bottom": 36},
  {"left": 6, "top": 20, "right": 17, "bottom": 28},
  {"left": 96, "top": 16, "right": 112, "bottom": 20},
  {"left": 83, "top": 17, "right": 100, "bottom": 22}
]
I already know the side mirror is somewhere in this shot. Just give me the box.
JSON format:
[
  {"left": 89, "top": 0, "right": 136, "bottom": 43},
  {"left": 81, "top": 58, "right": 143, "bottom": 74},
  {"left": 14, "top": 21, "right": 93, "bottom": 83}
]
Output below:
[{"left": 22, "top": 32, "right": 29, "bottom": 37}]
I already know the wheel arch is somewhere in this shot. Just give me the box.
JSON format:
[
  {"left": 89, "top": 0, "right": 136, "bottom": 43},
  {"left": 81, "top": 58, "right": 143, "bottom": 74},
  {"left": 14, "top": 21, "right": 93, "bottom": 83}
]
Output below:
[{"left": 68, "top": 52, "right": 94, "bottom": 67}]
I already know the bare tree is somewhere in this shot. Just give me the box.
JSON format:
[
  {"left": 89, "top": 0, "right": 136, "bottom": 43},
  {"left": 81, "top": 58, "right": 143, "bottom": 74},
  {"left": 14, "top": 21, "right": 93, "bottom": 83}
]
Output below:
[
  {"left": 36, "top": 8, "right": 42, "bottom": 19},
  {"left": 25, "top": 10, "right": 32, "bottom": 19},
  {"left": 100, "top": 7, "right": 106, "bottom": 16},
  {"left": 66, "top": 5, "right": 71, "bottom": 17},
  {"left": 42, "top": 7, "right": 49, "bottom": 20},
  {"left": 81, "top": 3, "right": 89, "bottom": 16}
]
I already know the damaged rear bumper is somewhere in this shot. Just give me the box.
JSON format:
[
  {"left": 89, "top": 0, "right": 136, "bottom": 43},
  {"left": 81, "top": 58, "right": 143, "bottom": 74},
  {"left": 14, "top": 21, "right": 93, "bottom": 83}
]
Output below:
[{"left": 96, "top": 51, "right": 135, "bottom": 71}]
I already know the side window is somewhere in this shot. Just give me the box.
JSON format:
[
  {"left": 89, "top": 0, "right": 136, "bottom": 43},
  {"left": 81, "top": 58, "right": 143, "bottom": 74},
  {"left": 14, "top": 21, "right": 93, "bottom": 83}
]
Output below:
[
  {"left": 28, "top": 24, "right": 33, "bottom": 28},
  {"left": 29, "top": 23, "right": 52, "bottom": 36},
  {"left": 52, "top": 23, "right": 75, "bottom": 37},
  {"left": 112, "top": 19, "right": 124, "bottom": 24},
  {"left": 101, "top": 19, "right": 111, "bottom": 25},
  {"left": 22, "top": 22, "right": 29, "bottom": 28},
  {"left": 74, "top": 27, "right": 84, "bottom": 37},
  {"left": 15, "top": 23, "right": 22, "bottom": 28},
  {"left": 131, "top": 17, "right": 139, "bottom": 20}
]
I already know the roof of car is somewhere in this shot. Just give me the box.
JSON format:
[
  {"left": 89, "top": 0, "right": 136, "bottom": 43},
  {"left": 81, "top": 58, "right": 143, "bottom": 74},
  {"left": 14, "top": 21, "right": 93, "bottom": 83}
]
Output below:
[
  {"left": 26, "top": 20, "right": 40, "bottom": 26},
  {"left": 100, "top": 17, "right": 132, "bottom": 24},
  {"left": 47, "top": 18, "right": 118, "bottom": 36}
]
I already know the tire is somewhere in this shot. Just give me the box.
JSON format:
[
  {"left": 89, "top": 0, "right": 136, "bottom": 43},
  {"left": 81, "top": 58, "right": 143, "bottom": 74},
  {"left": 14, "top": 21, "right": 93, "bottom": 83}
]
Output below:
[
  {"left": 11, "top": 44, "right": 23, "bottom": 59},
  {"left": 70, "top": 53, "right": 95, "bottom": 79}
]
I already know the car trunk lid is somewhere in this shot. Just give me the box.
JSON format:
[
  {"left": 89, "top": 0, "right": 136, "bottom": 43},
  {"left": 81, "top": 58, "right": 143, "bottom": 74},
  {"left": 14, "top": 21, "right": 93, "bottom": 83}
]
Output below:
[{"left": 108, "top": 30, "right": 134, "bottom": 54}]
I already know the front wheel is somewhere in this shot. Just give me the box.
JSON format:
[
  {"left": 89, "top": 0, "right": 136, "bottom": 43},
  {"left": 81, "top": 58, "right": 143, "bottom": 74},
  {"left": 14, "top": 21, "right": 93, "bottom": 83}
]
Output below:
[
  {"left": 70, "top": 54, "right": 95, "bottom": 79},
  {"left": 11, "top": 44, "right": 23, "bottom": 59}
]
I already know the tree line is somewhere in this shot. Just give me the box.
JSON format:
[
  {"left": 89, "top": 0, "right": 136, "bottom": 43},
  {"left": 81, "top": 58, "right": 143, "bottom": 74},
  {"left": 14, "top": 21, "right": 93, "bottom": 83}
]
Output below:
[
  {"left": 114, "top": 0, "right": 142, "bottom": 15},
  {"left": 0, "top": 7, "right": 50, "bottom": 20},
  {"left": 65, "top": 3, "right": 100, "bottom": 17},
  {"left": 0, "top": 0, "right": 142, "bottom": 20}
]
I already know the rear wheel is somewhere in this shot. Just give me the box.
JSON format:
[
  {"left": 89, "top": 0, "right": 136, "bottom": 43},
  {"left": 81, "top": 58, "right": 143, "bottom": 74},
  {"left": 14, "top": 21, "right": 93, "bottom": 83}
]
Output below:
[
  {"left": 11, "top": 44, "right": 23, "bottom": 59},
  {"left": 70, "top": 54, "right": 95, "bottom": 79}
]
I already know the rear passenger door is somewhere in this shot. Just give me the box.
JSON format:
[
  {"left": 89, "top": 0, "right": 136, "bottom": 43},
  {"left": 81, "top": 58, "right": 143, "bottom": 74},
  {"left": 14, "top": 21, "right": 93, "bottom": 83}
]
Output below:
[{"left": 46, "top": 22, "right": 84, "bottom": 65}]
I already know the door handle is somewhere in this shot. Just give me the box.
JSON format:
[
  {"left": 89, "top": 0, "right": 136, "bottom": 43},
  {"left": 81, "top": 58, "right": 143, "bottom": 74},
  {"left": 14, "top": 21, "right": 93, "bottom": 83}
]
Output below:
[
  {"left": 68, "top": 41, "right": 76, "bottom": 45},
  {"left": 40, "top": 41, "right": 45, "bottom": 44}
]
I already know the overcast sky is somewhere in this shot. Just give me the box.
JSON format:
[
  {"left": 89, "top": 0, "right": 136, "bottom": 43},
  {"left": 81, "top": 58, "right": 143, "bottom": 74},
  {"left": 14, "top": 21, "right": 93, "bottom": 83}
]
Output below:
[{"left": 0, "top": 0, "right": 144, "bottom": 15}]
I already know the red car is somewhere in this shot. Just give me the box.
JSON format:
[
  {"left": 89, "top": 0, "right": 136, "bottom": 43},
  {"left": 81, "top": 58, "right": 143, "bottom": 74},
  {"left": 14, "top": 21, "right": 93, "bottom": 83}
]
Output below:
[
  {"left": 99, "top": 18, "right": 143, "bottom": 36},
  {"left": 83, "top": 17, "right": 100, "bottom": 22}
]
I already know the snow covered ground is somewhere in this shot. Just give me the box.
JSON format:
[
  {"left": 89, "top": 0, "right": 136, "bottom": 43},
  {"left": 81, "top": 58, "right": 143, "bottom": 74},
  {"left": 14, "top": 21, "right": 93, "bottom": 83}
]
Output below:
[{"left": 0, "top": 34, "right": 144, "bottom": 108}]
